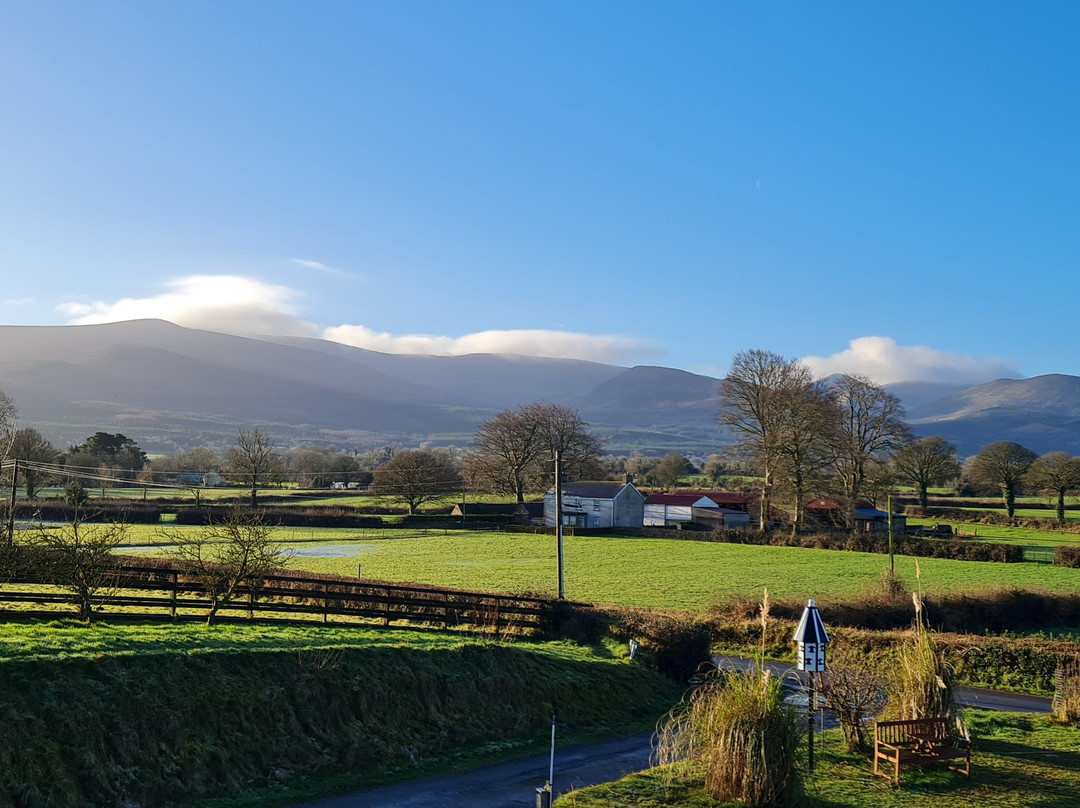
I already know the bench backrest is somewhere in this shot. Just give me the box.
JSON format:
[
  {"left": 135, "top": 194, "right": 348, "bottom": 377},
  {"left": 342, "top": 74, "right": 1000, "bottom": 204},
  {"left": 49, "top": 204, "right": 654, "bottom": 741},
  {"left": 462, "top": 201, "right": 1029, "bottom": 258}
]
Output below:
[{"left": 875, "top": 718, "right": 949, "bottom": 746}]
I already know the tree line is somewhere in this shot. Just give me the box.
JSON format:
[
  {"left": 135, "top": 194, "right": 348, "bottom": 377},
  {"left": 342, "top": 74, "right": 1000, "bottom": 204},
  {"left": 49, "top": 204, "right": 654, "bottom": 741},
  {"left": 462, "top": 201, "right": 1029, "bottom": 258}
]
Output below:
[
  {"left": 718, "top": 348, "right": 1080, "bottom": 530},
  {"left": 3, "top": 369, "right": 1079, "bottom": 524}
]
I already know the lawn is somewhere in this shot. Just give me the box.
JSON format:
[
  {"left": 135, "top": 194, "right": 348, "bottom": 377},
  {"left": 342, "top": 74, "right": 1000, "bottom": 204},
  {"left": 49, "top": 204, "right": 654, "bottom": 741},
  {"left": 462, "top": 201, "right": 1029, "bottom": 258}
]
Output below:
[
  {"left": 117, "top": 529, "right": 1080, "bottom": 612},
  {"left": 555, "top": 712, "right": 1080, "bottom": 808}
]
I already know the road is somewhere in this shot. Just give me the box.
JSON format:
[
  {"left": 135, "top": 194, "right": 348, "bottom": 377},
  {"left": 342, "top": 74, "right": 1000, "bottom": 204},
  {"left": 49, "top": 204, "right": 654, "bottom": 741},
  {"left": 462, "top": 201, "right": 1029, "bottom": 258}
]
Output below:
[
  {"left": 290, "top": 656, "right": 1051, "bottom": 808},
  {"left": 290, "top": 732, "right": 655, "bottom": 808}
]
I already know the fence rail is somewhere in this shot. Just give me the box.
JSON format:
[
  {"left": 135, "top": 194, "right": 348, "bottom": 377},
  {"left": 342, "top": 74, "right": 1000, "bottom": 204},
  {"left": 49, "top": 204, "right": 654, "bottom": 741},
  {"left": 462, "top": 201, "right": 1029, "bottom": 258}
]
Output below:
[{"left": 0, "top": 561, "right": 555, "bottom": 633}]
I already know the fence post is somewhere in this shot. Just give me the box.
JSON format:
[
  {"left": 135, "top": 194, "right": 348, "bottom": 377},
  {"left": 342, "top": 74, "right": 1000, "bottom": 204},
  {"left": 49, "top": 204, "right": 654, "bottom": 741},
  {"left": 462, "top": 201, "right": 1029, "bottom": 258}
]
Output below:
[
  {"left": 323, "top": 583, "right": 329, "bottom": 624},
  {"left": 247, "top": 589, "right": 254, "bottom": 620},
  {"left": 384, "top": 587, "right": 391, "bottom": 626},
  {"left": 170, "top": 571, "right": 178, "bottom": 620}
]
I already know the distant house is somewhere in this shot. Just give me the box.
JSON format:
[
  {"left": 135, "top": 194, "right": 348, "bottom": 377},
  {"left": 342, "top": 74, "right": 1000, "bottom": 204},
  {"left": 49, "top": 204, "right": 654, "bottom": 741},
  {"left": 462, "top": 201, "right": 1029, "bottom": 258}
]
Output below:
[
  {"left": 805, "top": 499, "right": 906, "bottom": 533},
  {"left": 176, "top": 471, "right": 226, "bottom": 488},
  {"left": 544, "top": 481, "right": 645, "bottom": 529},
  {"left": 644, "top": 494, "right": 719, "bottom": 527},
  {"left": 854, "top": 505, "right": 907, "bottom": 534}
]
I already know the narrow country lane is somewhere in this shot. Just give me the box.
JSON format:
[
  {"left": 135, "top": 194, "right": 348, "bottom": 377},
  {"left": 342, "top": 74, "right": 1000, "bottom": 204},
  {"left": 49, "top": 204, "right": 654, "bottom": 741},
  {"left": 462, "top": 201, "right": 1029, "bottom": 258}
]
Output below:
[{"left": 289, "top": 732, "right": 654, "bottom": 808}]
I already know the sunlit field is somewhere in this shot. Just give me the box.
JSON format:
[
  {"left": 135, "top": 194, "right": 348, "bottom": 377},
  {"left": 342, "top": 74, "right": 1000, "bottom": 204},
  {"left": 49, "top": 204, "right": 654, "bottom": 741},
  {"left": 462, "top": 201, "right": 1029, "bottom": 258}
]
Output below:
[{"left": 117, "top": 529, "right": 1080, "bottom": 611}]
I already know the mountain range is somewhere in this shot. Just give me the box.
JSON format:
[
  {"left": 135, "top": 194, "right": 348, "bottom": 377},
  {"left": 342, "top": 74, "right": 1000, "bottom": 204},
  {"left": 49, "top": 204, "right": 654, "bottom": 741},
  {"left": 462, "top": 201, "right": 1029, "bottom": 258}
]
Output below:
[{"left": 0, "top": 320, "right": 1074, "bottom": 458}]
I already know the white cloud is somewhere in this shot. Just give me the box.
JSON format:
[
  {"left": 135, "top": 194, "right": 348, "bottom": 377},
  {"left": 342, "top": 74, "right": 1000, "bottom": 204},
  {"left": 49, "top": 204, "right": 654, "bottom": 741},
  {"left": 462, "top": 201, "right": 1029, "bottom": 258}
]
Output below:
[
  {"left": 801, "top": 336, "right": 1020, "bottom": 385},
  {"left": 290, "top": 258, "right": 348, "bottom": 276},
  {"left": 54, "top": 273, "right": 650, "bottom": 364},
  {"left": 322, "top": 323, "right": 651, "bottom": 364},
  {"left": 58, "top": 274, "right": 320, "bottom": 338}
]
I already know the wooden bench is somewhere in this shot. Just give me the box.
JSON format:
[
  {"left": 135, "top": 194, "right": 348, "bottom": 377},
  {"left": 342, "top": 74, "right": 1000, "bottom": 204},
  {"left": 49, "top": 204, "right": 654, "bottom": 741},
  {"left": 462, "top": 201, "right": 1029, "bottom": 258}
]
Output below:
[{"left": 873, "top": 717, "right": 971, "bottom": 784}]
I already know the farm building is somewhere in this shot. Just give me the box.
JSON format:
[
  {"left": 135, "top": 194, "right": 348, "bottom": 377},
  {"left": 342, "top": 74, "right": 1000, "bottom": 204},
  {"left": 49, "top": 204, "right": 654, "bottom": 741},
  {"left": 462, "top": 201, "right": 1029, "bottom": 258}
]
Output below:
[
  {"left": 644, "top": 494, "right": 719, "bottom": 527},
  {"left": 690, "top": 506, "right": 751, "bottom": 530},
  {"left": 697, "top": 491, "right": 758, "bottom": 512},
  {"left": 805, "top": 499, "right": 907, "bottom": 533},
  {"left": 543, "top": 481, "right": 645, "bottom": 529}
]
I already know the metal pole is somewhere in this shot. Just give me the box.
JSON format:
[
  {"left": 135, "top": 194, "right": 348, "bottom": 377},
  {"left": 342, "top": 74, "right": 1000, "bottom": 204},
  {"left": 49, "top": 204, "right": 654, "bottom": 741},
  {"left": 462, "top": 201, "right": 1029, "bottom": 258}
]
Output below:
[
  {"left": 887, "top": 493, "right": 894, "bottom": 575},
  {"left": 555, "top": 451, "right": 564, "bottom": 600},
  {"left": 807, "top": 673, "right": 815, "bottom": 772},
  {"left": 548, "top": 714, "right": 556, "bottom": 789},
  {"left": 6, "top": 459, "right": 16, "bottom": 547}
]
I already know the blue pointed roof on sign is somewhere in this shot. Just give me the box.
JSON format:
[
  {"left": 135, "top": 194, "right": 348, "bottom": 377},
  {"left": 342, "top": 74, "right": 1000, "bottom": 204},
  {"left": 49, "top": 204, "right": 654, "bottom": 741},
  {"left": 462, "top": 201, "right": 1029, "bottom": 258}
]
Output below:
[{"left": 793, "top": 599, "right": 829, "bottom": 645}]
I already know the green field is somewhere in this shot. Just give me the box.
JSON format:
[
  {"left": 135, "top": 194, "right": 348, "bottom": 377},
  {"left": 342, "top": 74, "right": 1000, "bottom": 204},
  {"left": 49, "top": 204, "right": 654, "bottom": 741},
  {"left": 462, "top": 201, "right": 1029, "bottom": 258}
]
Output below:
[{"left": 118, "top": 529, "right": 1080, "bottom": 611}]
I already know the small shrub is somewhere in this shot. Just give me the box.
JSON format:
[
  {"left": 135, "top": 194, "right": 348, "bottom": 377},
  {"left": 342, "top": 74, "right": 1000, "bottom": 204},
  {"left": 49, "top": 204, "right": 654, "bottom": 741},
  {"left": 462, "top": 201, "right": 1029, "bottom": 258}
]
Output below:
[
  {"left": 1055, "top": 546, "right": 1080, "bottom": 568},
  {"left": 619, "top": 612, "right": 713, "bottom": 682},
  {"left": 538, "top": 600, "right": 608, "bottom": 644}
]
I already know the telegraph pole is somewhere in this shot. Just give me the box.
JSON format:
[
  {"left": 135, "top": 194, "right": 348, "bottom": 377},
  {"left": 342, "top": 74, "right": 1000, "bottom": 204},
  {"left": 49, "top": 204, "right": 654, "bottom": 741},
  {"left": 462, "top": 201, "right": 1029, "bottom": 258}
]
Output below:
[
  {"left": 555, "top": 450, "right": 564, "bottom": 599},
  {"left": 887, "top": 493, "right": 894, "bottom": 575}
]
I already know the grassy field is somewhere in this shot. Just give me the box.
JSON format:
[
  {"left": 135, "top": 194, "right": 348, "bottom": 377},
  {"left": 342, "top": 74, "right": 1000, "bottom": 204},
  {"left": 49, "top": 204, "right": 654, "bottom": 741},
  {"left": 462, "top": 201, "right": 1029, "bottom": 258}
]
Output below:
[
  {"left": 555, "top": 712, "right": 1080, "bottom": 808},
  {"left": 115, "top": 529, "right": 1080, "bottom": 611}
]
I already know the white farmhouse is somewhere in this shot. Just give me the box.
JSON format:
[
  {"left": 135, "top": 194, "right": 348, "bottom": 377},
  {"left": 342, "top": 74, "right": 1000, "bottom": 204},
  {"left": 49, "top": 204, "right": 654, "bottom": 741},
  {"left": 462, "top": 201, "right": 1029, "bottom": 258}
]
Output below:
[{"left": 543, "top": 481, "right": 645, "bottom": 528}]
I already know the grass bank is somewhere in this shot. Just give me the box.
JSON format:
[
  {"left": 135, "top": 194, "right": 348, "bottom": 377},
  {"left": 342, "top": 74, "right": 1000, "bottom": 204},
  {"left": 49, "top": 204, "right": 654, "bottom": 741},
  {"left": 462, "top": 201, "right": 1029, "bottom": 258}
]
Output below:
[{"left": 0, "top": 622, "right": 680, "bottom": 808}]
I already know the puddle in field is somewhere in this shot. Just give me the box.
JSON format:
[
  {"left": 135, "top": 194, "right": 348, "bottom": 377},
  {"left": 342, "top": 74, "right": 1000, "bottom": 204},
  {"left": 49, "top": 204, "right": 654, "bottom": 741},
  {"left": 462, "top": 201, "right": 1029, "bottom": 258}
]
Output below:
[
  {"left": 287, "top": 544, "right": 376, "bottom": 558},
  {"left": 117, "top": 543, "right": 376, "bottom": 558}
]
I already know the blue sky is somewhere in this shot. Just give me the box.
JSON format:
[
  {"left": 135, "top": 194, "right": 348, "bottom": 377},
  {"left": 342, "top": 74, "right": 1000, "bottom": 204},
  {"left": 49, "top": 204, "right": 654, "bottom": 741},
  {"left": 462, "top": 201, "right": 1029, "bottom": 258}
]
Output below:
[{"left": 1, "top": 1, "right": 1075, "bottom": 385}]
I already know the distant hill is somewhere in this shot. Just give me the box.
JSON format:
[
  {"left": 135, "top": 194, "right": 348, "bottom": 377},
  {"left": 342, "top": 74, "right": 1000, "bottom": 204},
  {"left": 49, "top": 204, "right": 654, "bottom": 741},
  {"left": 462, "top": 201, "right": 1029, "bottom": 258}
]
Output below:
[
  {"left": 1, "top": 320, "right": 1076, "bottom": 458},
  {"left": 906, "top": 374, "right": 1080, "bottom": 456},
  {"left": 0, "top": 321, "right": 728, "bottom": 455}
]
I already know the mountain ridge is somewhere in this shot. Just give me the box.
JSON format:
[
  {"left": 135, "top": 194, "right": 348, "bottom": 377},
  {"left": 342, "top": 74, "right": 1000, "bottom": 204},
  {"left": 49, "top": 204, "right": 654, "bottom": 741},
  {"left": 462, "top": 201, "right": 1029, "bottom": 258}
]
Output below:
[{"left": 0, "top": 320, "right": 1075, "bottom": 457}]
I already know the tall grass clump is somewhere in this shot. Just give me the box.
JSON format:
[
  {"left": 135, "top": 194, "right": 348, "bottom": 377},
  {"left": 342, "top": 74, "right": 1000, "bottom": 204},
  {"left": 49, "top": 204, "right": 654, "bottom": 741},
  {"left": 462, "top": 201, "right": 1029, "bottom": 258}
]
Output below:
[
  {"left": 1052, "top": 656, "right": 1080, "bottom": 724},
  {"left": 886, "top": 562, "right": 957, "bottom": 723},
  {"left": 656, "top": 669, "right": 803, "bottom": 806},
  {"left": 655, "top": 591, "right": 803, "bottom": 807}
]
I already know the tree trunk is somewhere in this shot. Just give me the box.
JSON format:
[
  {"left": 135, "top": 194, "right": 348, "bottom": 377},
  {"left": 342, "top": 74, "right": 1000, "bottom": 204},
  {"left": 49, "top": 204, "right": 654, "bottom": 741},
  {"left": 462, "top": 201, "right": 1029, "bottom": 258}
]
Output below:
[
  {"left": 1004, "top": 484, "right": 1016, "bottom": 518},
  {"left": 249, "top": 486, "right": 257, "bottom": 508},
  {"left": 919, "top": 483, "right": 929, "bottom": 512},
  {"left": 1057, "top": 488, "right": 1067, "bottom": 524}
]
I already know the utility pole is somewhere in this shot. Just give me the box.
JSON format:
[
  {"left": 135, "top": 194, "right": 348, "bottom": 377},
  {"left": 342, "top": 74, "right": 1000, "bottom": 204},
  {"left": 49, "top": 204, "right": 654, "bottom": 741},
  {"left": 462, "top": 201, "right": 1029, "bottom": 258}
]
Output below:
[
  {"left": 6, "top": 459, "right": 17, "bottom": 547},
  {"left": 887, "top": 493, "right": 894, "bottom": 575},
  {"left": 555, "top": 451, "right": 564, "bottom": 599}
]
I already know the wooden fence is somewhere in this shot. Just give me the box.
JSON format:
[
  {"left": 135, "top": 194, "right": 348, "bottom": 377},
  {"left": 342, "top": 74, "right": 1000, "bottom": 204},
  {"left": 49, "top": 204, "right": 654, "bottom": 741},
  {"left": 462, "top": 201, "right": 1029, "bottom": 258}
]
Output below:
[{"left": 0, "top": 562, "right": 554, "bottom": 633}]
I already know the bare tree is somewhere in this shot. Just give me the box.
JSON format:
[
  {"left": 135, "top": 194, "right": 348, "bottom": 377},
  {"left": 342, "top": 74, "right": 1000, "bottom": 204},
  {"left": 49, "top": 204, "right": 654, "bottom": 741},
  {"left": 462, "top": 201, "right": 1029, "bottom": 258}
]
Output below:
[
  {"left": 718, "top": 350, "right": 816, "bottom": 530},
  {"left": 373, "top": 449, "right": 461, "bottom": 514},
  {"left": 828, "top": 374, "right": 912, "bottom": 527},
  {"left": 226, "top": 428, "right": 283, "bottom": 507},
  {"left": 0, "top": 389, "right": 16, "bottom": 465},
  {"left": 465, "top": 403, "right": 602, "bottom": 502},
  {"left": 161, "top": 509, "right": 287, "bottom": 625},
  {"left": 652, "top": 453, "right": 691, "bottom": 491},
  {"left": 969, "top": 440, "right": 1038, "bottom": 518},
  {"left": 776, "top": 381, "right": 838, "bottom": 533},
  {"left": 892, "top": 436, "right": 961, "bottom": 512},
  {"left": 25, "top": 510, "right": 127, "bottom": 623},
  {"left": 1025, "top": 451, "right": 1080, "bottom": 524},
  {"left": 8, "top": 428, "right": 60, "bottom": 499}
]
